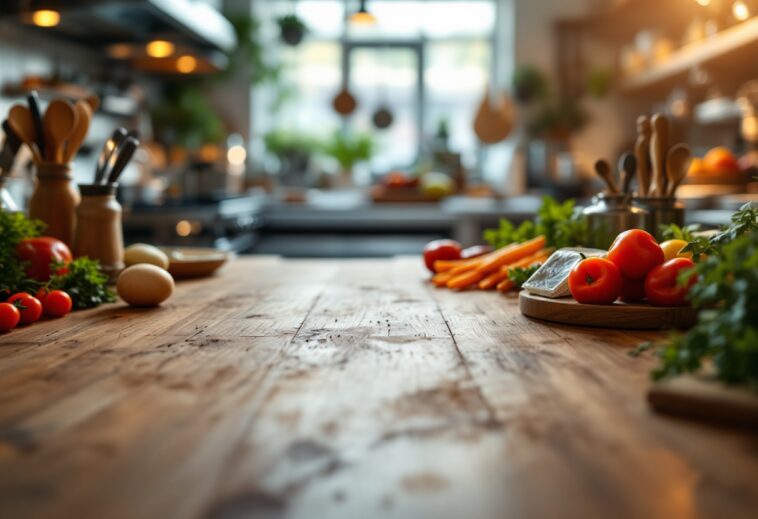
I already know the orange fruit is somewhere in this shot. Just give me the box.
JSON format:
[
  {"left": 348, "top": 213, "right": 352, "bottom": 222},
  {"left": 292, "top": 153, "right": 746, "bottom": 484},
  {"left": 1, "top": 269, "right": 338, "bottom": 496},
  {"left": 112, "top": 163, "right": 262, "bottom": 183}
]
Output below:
[{"left": 703, "top": 146, "right": 739, "bottom": 173}]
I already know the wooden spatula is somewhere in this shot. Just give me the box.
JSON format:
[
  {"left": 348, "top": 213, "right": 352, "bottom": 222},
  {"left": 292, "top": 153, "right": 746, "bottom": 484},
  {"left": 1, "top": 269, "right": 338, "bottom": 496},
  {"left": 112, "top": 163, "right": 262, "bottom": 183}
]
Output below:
[
  {"left": 594, "top": 159, "right": 619, "bottom": 194},
  {"left": 43, "top": 99, "right": 78, "bottom": 163},
  {"left": 617, "top": 151, "right": 637, "bottom": 195},
  {"left": 665, "top": 144, "right": 692, "bottom": 197},
  {"left": 7, "top": 104, "right": 43, "bottom": 163},
  {"left": 64, "top": 100, "right": 92, "bottom": 162}
]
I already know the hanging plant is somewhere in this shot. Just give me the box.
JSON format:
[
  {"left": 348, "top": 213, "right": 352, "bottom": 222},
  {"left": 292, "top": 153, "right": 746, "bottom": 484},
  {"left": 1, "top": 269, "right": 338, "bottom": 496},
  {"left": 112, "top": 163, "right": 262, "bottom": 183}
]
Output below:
[{"left": 278, "top": 14, "right": 307, "bottom": 46}]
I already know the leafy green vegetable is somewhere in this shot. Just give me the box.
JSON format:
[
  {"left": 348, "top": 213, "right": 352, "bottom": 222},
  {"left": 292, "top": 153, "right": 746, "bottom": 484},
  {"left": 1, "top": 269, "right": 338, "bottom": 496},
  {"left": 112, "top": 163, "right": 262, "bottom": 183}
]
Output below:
[
  {"left": 653, "top": 230, "right": 758, "bottom": 389},
  {"left": 483, "top": 196, "right": 586, "bottom": 249},
  {"left": 483, "top": 219, "right": 537, "bottom": 250},
  {"left": 507, "top": 264, "right": 542, "bottom": 289},
  {"left": 0, "top": 212, "right": 44, "bottom": 296},
  {"left": 48, "top": 257, "right": 115, "bottom": 310},
  {"left": 659, "top": 223, "right": 701, "bottom": 242},
  {"left": 682, "top": 202, "right": 758, "bottom": 258}
]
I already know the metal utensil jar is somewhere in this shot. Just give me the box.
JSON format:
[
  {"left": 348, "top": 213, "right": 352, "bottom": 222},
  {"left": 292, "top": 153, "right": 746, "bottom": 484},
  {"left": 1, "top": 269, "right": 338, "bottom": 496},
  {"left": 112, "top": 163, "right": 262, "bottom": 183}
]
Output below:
[
  {"left": 583, "top": 193, "right": 648, "bottom": 250},
  {"left": 633, "top": 196, "right": 685, "bottom": 241},
  {"left": 0, "top": 178, "right": 17, "bottom": 211}
]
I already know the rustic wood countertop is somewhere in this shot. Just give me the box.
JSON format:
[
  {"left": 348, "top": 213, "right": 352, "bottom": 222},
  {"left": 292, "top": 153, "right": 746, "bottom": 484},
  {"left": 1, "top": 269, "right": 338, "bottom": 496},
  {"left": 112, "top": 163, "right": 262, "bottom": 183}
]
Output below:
[{"left": 1, "top": 257, "right": 756, "bottom": 519}]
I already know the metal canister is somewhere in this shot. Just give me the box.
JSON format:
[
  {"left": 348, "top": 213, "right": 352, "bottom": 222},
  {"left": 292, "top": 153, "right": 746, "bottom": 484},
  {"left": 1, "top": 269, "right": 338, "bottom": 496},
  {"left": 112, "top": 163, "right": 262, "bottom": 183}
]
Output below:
[
  {"left": 0, "top": 178, "right": 17, "bottom": 211},
  {"left": 583, "top": 193, "right": 649, "bottom": 250},
  {"left": 633, "top": 196, "right": 685, "bottom": 241}
]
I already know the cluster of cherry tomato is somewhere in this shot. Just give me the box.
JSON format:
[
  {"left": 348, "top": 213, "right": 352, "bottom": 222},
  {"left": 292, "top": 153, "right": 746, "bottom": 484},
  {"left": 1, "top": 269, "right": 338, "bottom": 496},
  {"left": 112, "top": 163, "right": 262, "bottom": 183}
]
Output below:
[
  {"left": 568, "top": 229, "right": 697, "bottom": 307},
  {"left": 0, "top": 289, "right": 73, "bottom": 333}
]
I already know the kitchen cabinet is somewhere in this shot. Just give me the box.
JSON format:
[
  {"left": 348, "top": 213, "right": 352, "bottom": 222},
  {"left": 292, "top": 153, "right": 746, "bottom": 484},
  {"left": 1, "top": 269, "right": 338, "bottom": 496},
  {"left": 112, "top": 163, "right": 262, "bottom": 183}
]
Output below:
[{"left": 1, "top": 257, "right": 756, "bottom": 518}]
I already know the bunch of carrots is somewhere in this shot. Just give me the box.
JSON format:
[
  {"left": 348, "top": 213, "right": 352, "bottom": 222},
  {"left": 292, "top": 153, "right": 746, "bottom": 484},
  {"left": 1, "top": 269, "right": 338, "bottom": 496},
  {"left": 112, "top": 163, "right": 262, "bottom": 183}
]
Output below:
[{"left": 431, "top": 235, "right": 552, "bottom": 292}]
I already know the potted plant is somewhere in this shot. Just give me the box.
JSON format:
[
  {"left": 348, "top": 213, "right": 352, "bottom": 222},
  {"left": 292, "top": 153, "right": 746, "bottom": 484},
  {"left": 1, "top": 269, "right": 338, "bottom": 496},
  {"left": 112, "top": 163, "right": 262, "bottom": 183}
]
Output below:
[
  {"left": 278, "top": 15, "right": 307, "bottom": 46},
  {"left": 320, "top": 132, "right": 374, "bottom": 182}
]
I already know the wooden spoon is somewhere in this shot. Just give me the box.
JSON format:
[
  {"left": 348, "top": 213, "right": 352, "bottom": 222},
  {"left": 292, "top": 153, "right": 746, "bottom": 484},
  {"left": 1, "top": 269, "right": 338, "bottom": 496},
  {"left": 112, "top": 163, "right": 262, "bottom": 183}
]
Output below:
[
  {"left": 617, "top": 151, "right": 637, "bottom": 195},
  {"left": 594, "top": 159, "right": 619, "bottom": 194},
  {"left": 649, "top": 113, "right": 669, "bottom": 197},
  {"left": 665, "top": 143, "right": 692, "bottom": 197},
  {"left": 85, "top": 94, "right": 101, "bottom": 113},
  {"left": 64, "top": 100, "right": 92, "bottom": 162},
  {"left": 43, "top": 99, "right": 78, "bottom": 163},
  {"left": 8, "top": 104, "right": 43, "bottom": 163}
]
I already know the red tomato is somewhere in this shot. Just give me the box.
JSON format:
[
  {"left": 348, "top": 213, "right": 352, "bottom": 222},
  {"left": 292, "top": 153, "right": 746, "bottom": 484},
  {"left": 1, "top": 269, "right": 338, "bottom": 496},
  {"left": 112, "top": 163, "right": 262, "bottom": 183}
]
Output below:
[
  {"left": 0, "top": 303, "right": 20, "bottom": 332},
  {"left": 619, "top": 276, "right": 646, "bottom": 303},
  {"left": 7, "top": 292, "right": 43, "bottom": 325},
  {"left": 568, "top": 257, "right": 622, "bottom": 305},
  {"left": 423, "top": 239, "right": 462, "bottom": 272},
  {"left": 35, "top": 288, "right": 48, "bottom": 305},
  {"left": 644, "top": 258, "right": 698, "bottom": 307},
  {"left": 16, "top": 237, "right": 72, "bottom": 281},
  {"left": 44, "top": 290, "right": 72, "bottom": 318},
  {"left": 607, "top": 229, "right": 664, "bottom": 280},
  {"left": 460, "top": 245, "right": 494, "bottom": 259}
]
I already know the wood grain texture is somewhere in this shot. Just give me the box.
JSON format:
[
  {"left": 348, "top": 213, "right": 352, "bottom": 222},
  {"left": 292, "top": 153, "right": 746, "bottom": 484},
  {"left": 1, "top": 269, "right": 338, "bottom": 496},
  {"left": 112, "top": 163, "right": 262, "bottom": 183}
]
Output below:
[
  {"left": 519, "top": 291, "right": 697, "bottom": 330},
  {"left": 0, "top": 257, "right": 756, "bottom": 519}
]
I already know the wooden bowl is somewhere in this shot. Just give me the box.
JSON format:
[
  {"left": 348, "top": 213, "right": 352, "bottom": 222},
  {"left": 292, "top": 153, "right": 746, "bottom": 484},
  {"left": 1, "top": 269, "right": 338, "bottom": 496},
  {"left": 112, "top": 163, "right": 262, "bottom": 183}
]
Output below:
[{"left": 162, "top": 247, "right": 232, "bottom": 279}]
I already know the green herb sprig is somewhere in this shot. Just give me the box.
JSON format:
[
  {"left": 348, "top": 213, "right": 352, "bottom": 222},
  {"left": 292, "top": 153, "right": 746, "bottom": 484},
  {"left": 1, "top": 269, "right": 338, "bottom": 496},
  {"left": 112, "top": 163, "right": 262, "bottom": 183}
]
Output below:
[
  {"left": 653, "top": 229, "right": 758, "bottom": 389},
  {"left": 0, "top": 211, "right": 44, "bottom": 296},
  {"left": 48, "top": 257, "right": 115, "bottom": 310},
  {"left": 483, "top": 196, "right": 587, "bottom": 250},
  {"left": 507, "top": 264, "right": 542, "bottom": 289}
]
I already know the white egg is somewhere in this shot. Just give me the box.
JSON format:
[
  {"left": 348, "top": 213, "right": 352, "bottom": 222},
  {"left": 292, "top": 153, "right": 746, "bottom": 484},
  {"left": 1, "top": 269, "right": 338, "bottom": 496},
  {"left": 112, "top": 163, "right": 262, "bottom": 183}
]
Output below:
[
  {"left": 124, "top": 243, "right": 170, "bottom": 269},
  {"left": 117, "top": 264, "right": 175, "bottom": 307}
]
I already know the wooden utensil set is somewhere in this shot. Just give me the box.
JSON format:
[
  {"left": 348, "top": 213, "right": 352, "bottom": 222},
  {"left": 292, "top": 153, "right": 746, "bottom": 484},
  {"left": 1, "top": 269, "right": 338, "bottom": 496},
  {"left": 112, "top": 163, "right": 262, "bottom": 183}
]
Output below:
[
  {"left": 7, "top": 92, "right": 96, "bottom": 166},
  {"left": 595, "top": 113, "right": 691, "bottom": 198}
]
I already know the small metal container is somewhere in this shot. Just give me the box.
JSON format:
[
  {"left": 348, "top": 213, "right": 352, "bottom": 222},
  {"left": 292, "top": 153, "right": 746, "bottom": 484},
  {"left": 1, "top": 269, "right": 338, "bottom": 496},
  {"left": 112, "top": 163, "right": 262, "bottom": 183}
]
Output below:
[
  {"left": 0, "top": 178, "right": 17, "bottom": 212},
  {"left": 583, "top": 193, "right": 649, "bottom": 250},
  {"left": 633, "top": 196, "right": 685, "bottom": 241}
]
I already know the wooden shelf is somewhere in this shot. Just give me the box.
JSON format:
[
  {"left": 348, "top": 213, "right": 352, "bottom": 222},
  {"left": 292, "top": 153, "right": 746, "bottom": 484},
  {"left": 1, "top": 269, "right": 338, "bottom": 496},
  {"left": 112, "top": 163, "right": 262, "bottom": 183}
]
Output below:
[{"left": 620, "top": 17, "right": 758, "bottom": 94}]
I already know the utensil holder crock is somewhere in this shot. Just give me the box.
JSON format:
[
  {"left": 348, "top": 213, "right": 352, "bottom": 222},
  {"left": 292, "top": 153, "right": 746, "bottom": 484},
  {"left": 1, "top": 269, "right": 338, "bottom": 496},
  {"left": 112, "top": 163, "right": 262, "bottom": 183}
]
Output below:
[
  {"left": 29, "top": 162, "right": 80, "bottom": 247},
  {"left": 582, "top": 193, "right": 649, "bottom": 250},
  {"left": 73, "top": 183, "right": 124, "bottom": 280},
  {"left": 633, "top": 196, "right": 685, "bottom": 241}
]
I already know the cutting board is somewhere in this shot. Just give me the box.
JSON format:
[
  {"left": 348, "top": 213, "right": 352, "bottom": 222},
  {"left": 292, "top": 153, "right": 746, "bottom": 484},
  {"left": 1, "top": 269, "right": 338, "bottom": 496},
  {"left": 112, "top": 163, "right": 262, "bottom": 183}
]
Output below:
[
  {"left": 648, "top": 376, "right": 758, "bottom": 428},
  {"left": 519, "top": 291, "right": 696, "bottom": 330}
]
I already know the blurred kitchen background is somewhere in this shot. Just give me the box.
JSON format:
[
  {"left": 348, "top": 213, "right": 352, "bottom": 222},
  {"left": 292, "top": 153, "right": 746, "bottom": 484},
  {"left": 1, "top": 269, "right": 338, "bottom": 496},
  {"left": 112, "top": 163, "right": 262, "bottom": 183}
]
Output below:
[{"left": 0, "top": 0, "right": 756, "bottom": 256}]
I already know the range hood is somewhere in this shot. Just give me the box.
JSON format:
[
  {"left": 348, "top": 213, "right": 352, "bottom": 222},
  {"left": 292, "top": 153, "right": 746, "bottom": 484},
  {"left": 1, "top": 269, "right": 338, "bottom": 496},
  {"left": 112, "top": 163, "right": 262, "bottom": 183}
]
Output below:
[{"left": 1, "top": 0, "right": 237, "bottom": 53}]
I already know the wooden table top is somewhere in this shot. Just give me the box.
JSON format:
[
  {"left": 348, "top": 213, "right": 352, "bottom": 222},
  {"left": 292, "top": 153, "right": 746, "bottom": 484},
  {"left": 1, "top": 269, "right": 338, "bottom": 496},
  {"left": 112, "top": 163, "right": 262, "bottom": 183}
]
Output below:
[{"left": 0, "top": 257, "right": 756, "bottom": 519}]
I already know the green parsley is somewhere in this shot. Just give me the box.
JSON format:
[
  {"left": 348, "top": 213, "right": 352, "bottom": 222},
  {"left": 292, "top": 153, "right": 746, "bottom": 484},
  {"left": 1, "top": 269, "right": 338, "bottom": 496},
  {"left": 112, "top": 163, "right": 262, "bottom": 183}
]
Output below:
[
  {"left": 0, "top": 211, "right": 44, "bottom": 296},
  {"left": 48, "top": 257, "right": 115, "bottom": 310},
  {"left": 483, "top": 196, "right": 587, "bottom": 250}
]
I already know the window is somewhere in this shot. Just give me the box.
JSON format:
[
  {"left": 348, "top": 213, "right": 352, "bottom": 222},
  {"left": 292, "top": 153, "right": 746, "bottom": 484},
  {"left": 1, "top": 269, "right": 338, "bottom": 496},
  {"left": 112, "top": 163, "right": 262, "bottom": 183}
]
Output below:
[{"left": 253, "top": 0, "right": 496, "bottom": 176}]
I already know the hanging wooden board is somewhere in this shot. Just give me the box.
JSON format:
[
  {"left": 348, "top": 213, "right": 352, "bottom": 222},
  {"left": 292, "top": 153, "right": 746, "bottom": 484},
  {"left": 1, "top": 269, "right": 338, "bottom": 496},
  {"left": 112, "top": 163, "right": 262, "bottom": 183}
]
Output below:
[
  {"left": 648, "top": 376, "right": 758, "bottom": 428},
  {"left": 518, "top": 291, "right": 696, "bottom": 330}
]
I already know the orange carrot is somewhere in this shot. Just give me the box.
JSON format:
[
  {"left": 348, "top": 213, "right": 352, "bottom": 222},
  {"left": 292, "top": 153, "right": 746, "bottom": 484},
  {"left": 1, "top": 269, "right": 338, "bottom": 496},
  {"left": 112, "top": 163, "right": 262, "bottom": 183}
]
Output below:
[
  {"left": 496, "top": 252, "right": 551, "bottom": 292},
  {"left": 432, "top": 271, "right": 454, "bottom": 287},
  {"left": 433, "top": 257, "right": 480, "bottom": 273},
  {"left": 446, "top": 268, "right": 485, "bottom": 290},
  {"left": 475, "top": 235, "right": 546, "bottom": 274},
  {"left": 478, "top": 248, "right": 552, "bottom": 290}
]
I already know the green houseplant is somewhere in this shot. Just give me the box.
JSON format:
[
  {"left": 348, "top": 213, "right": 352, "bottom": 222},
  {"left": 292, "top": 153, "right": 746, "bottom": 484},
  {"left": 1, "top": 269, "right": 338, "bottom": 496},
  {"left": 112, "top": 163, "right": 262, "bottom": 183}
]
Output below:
[
  {"left": 278, "top": 14, "right": 307, "bottom": 46},
  {"left": 320, "top": 132, "right": 374, "bottom": 179}
]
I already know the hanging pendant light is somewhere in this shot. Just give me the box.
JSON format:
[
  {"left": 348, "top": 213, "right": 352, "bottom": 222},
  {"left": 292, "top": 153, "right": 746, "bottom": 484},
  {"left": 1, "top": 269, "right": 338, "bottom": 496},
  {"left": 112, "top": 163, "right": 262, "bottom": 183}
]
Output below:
[
  {"left": 350, "top": 0, "right": 376, "bottom": 25},
  {"left": 21, "top": 1, "right": 61, "bottom": 27}
]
